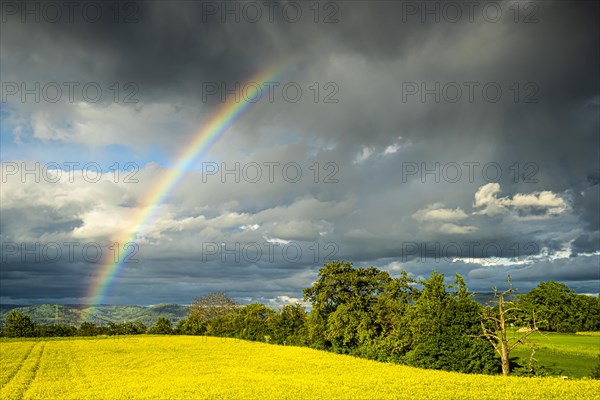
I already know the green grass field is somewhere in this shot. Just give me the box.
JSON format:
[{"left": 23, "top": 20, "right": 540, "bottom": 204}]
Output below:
[{"left": 509, "top": 331, "right": 600, "bottom": 378}]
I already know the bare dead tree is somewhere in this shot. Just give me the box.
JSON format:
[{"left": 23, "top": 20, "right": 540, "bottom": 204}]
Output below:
[
  {"left": 477, "top": 275, "right": 544, "bottom": 376},
  {"left": 188, "top": 292, "right": 238, "bottom": 323}
]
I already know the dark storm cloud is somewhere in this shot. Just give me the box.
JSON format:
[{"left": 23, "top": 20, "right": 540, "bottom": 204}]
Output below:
[
  {"left": 1, "top": 1, "right": 598, "bottom": 303},
  {"left": 2, "top": 1, "right": 598, "bottom": 164},
  {"left": 571, "top": 231, "right": 600, "bottom": 256},
  {"left": 0, "top": 260, "right": 93, "bottom": 301},
  {"left": 0, "top": 205, "right": 83, "bottom": 239}
]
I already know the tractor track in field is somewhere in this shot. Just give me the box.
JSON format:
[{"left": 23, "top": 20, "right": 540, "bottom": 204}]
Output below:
[
  {"left": 1, "top": 341, "right": 47, "bottom": 399},
  {"left": 1, "top": 341, "right": 38, "bottom": 389},
  {"left": 20, "top": 342, "right": 46, "bottom": 398}
]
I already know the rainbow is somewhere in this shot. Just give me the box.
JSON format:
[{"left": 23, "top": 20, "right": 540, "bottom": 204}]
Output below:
[{"left": 85, "top": 59, "right": 299, "bottom": 314}]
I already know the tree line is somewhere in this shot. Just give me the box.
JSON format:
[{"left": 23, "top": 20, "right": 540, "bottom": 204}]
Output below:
[{"left": 2, "top": 260, "right": 599, "bottom": 377}]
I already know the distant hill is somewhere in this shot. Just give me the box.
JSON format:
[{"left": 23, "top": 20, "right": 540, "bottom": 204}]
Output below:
[
  {"left": 0, "top": 304, "right": 189, "bottom": 327},
  {"left": 471, "top": 292, "right": 501, "bottom": 305},
  {"left": 0, "top": 293, "right": 504, "bottom": 327}
]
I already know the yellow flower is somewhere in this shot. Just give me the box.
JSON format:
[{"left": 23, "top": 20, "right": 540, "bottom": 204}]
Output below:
[{"left": 1, "top": 336, "right": 598, "bottom": 399}]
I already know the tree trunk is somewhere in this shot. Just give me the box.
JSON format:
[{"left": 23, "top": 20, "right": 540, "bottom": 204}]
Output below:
[
  {"left": 499, "top": 293, "right": 510, "bottom": 376},
  {"left": 501, "top": 341, "right": 510, "bottom": 376}
]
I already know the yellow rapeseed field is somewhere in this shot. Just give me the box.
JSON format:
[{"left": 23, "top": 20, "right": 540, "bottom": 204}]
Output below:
[{"left": 1, "top": 335, "right": 598, "bottom": 399}]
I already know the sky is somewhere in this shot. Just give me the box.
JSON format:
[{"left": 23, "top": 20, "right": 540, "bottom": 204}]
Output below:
[{"left": 0, "top": 0, "right": 598, "bottom": 306}]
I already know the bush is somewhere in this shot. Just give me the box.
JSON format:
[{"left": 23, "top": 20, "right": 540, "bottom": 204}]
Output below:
[
  {"left": 174, "top": 318, "right": 205, "bottom": 335},
  {"left": 35, "top": 324, "right": 77, "bottom": 337},
  {"left": 106, "top": 320, "right": 147, "bottom": 335},
  {"left": 77, "top": 322, "right": 101, "bottom": 336},
  {"left": 149, "top": 317, "right": 173, "bottom": 334}
]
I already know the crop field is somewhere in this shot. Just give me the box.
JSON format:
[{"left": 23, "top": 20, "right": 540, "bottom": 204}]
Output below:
[
  {"left": 1, "top": 336, "right": 599, "bottom": 399},
  {"left": 509, "top": 331, "right": 600, "bottom": 378}
]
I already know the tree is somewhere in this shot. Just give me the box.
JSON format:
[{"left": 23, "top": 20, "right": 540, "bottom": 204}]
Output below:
[
  {"left": 175, "top": 317, "right": 205, "bottom": 335},
  {"left": 372, "top": 271, "right": 419, "bottom": 360},
  {"left": 303, "top": 260, "right": 393, "bottom": 353},
  {"left": 405, "top": 271, "right": 453, "bottom": 369},
  {"left": 405, "top": 272, "right": 497, "bottom": 374},
  {"left": 571, "top": 294, "right": 600, "bottom": 332},
  {"left": 305, "top": 309, "right": 329, "bottom": 349},
  {"left": 77, "top": 322, "right": 100, "bottom": 336},
  {"left": 3, "top": 311, "right": 35, "bottom": 337},
  {"left": 189, "top": 292, "right": 238, "bottom": 324},
  {"left": 231, "top": 303, "right": 276, "bottom": 341},
  {"left": 518, "top": 281, "right": 600, "bottom": 332},
  {"left": 270, "top": 304, "right": 308, "bottom": 346},
  {"left": 35, "top": 324, "right": 77, "bottom": 337},
  {"left": 133, "top": 320, "right": 148, "bottom": 334},
  {"left": 303, "top": 261, "right": 391, "bottom": 316},
  {"left": 149, "top": 317, "right": 173, "bottom": 334},
  {"left": 518, "top": 281, "right": 574, "bottom": 332},
  {"left": 478, "top": 275, "right": 542, "bottom": 376},
  {"left": 105, "top": 321, "right": 146, "bottom": 335}
]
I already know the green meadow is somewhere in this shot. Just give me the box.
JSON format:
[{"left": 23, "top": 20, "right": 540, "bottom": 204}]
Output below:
[{"left": 510, "top": 331, "right": 600, "bottom": 378}]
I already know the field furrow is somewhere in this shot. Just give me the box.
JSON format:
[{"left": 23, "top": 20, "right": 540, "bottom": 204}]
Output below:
[
  {"left": 0, "top": 342, "right": 46, "bottom": 400},
  {"left": 0, "top": 341, "right": 37, "bottom": 388}
]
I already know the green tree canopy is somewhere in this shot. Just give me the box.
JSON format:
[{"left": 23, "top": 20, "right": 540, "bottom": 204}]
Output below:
[
  {"left": 518, "top": 280, "right": 599, "bottom": 332},
  {"left": 149, "top": 317, "right": 173, "bottom": 334},
  {"left": 3, "top": 310, "right": 35, "bottom": 337}
]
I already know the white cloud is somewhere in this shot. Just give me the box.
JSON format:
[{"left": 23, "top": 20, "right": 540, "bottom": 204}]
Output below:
[
  {"left": 267, "top": 295, "right": 305, "bottom": 307},
  {"left": 241, "top": 224, "right": 260, "bottom": 231},
  {"left": 27, "top": 101, "right": 197, "bottom": 149},
  {"left": 384, "top": 143, "right": 400, "bottom": 154},
  {"left": 383, "top": 261, "right": 404, "bottom": 271},
  {"left": 353, "top": 147, "right": 373, "bottom": 164},
  {"left": 72, "top": 206, "right": 143, "bottom": 240},
  {"left": 510, "top": 191, "right": 568, "bottom": 215},
  {"left": 439, "top": 223, "right": 478, "bottom": 234},
  {"left": 353, "top": 138, "right": 407, "bottom": 163},
  {"left": 413, "top": 203, "right": 468, "bottom": 221},
  {"left": 473, "top": 183, "right": 505, "bottom": 216},
  {"left": 270, "top": 220, "right": 322, "bottom": 241},
  {"left": 209, "top": 212, "right": 252, "bottom": 229},
  {"left": 413, "top": 203, "right": 474, "bottom": 234},
  {"left": 264, "top": 237, "right": 291, "bottom": 245},
  {"left": 473, "top": 183, "right": 568, "bottom": 218}
]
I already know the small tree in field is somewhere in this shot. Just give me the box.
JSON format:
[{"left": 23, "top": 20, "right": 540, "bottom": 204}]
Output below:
[{"left": 478, "top": 275, "right": 543, "bottom": 376}]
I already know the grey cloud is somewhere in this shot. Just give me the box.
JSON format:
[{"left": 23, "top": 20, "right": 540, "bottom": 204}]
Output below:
[{"left": 1, "top": 1, "right": 598, "bottom": 304}]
